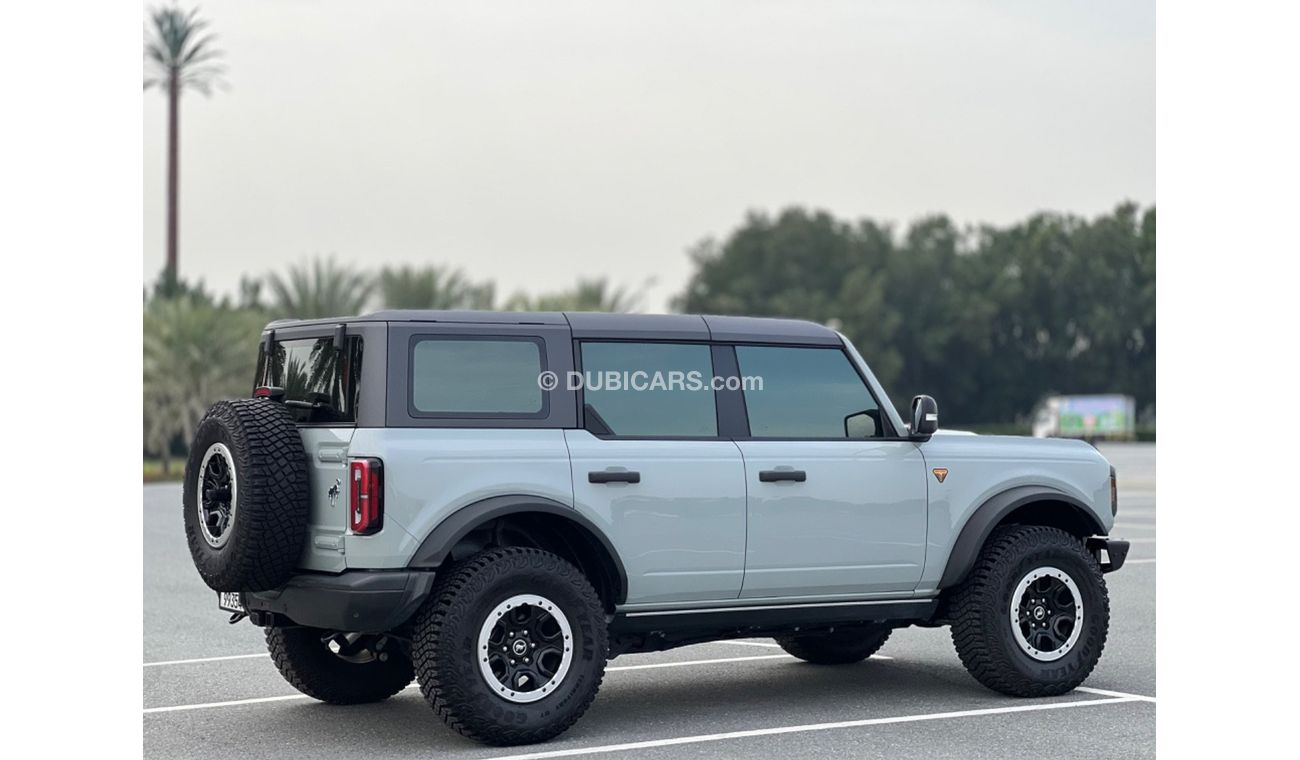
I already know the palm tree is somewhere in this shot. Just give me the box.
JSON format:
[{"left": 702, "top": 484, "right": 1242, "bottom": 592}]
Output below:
[
  {"left": 377, "top": 264, "right": 496, "bottom": 310},
  {"left": 266, "top": 258, "right": 375, "bottom": 319},
  {"left": 143, "top": 298, "right": 261, "bottom": 473},
  {"left": 144, "top": 6, "right": 225, "bottom": 293},
  {"left": 506, "top": 277, "right": 647, "bottom": 312}
]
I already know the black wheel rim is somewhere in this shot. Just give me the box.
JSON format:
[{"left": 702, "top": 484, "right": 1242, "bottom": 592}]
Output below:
[
  {"left": 198, "top": 443, "right": 237, "bottom": 548},
  {"left": 477, "top": 595, "right": 573, "bottom": 703},
  {"left": 1010, "top": 566, "right": 1084, "bottom": 661}
]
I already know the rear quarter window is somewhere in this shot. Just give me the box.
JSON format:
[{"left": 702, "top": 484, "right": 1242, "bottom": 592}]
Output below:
[{"left": 409, "top": 337, "right": 546, "bottom": 417}]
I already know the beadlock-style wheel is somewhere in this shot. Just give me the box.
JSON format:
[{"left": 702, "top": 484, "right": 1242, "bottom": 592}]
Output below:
[
  {"left": 476, "top": 594, "right": 574, "bottom": 703},
  {"left": 1009, "top": 565, "right": 1083, "bottom": 662},
  {"left": 197, "top": 442, "right": 238, "bottom": 549}
]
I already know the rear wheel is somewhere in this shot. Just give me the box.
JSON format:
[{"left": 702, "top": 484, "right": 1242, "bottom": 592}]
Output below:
[
  {"left": 266, "top": 627, "right": 413, "bottom": 704},
  {"left": 948, "top": 525, "right": 1110, "bottom": 697},
  {"left": 412, "top": 547, "right": 607, "bottom": 746},
  {"left": 774, "top": 624, "right": 892, "bottom": 665}
]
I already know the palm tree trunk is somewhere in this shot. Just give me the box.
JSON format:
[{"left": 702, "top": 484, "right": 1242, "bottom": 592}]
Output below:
[{"left": 166, "top": 74, "right": 180, "bottom": 291}]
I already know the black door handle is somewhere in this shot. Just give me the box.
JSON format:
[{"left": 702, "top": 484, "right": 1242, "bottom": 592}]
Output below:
[
  {"left": 589, "top": 470, "right": 641, "bottom": 484},
  {"left": 759, "top": 469, "right": 807, "bottom": 483}
]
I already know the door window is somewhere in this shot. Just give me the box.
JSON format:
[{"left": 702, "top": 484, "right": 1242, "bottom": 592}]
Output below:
[
  {"left": 580, "top": 342, "right": 717, "bottom": 437},
  {"left": 410, "top": 337, "right": 545, "bottom": 416},
  {"left": 735, "top": 345, "right": 885, "bottom": 438}
]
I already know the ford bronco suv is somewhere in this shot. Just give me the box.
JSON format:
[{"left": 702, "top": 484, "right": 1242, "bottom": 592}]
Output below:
[{"left": 183, "top": 310, "right": 1128, "bottom": 746}]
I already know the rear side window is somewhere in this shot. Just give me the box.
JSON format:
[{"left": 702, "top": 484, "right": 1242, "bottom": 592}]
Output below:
[
  {"left": 258, "top": 337, "right": 363, "bottom": 424},
  {"left": 410, "top": 337, "right": 545, "bottom": 416},
  {"left": 735, "top": 345, "right": 884, "bottom": 438},
  {"left": 580, "top": 342, "right": 717, "bottom": 437}
]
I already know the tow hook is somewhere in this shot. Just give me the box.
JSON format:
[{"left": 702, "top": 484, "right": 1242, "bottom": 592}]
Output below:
[{"left": 228, "top": 611, "right": 248, "bottom": 625}]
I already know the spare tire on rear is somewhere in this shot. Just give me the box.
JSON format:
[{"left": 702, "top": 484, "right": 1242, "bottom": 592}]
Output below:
[{"left": 183, "top": 398, "right": 310, "bottom": 592}]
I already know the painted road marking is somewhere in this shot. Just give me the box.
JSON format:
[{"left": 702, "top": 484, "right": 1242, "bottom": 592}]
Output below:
[
  {"left": 487, "top": 696, "right": 1152, "bottom": 760},
  {"left": 143, "top": 652, "right": 891, "bottom": 713},
  {"left": 144, "top": 653, "right": 268, "bottom": 668}
]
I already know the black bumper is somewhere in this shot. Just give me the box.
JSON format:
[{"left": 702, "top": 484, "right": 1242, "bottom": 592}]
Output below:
[
  {"left": 1087, "top": 537, "right": 1130, "bottom": 573},
  {"left": 244, "top": 570, "right": 436, "bottom": 632}
]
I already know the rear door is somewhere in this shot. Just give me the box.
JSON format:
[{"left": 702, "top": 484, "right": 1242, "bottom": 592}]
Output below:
[
  {"left": 255, "top": 329, "right": 366, "bottom": 573},
  {"left": 566, "top": 341, "right": 747, "bottom": 605},
  {"left": 731, "top": 344, "right": 929, "bottom": 598}
]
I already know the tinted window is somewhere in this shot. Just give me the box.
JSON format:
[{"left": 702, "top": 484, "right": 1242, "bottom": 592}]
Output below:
[
  {"left": 260, "top": 337, "right": 363, "bottom": 424},
  {"left": 735, "top": 346, "right": 883, "bottom": 438},
  {"left": 411, "top": 337, "right": 544, "bottom": 415},
  {"left": 580, "top": 342, "right": 717, "bottom": 437}
]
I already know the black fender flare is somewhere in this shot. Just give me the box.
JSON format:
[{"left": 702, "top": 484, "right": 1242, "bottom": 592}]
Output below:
[
  {"left": 407, "top": 494, "right": 628, "bottom": 604},
  {"left": 937, "top": 485, "right": 1106, "bottom": 589}
]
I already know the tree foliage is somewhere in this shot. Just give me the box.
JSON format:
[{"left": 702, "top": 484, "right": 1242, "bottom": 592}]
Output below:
[
  {"left": 143, "top": 5, "right": 226, "bottom": 95},
  {"left": 377, "top": 265, "right": 495, "bottom": 310},
  {"left": 143, "top": 293, "right": 262, "bottom": 472},
  {"left": 506, "top": 277, "right": 645, "bottom": 312},
  {"left": 676, "top": 204, "right": 1155, "bottom": 424},
  {"left": 265, "top": 258, "right": 375, "bottom": 320}
]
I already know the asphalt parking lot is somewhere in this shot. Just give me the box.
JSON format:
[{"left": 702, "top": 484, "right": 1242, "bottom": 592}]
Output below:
[{"left": 144, "top": 443, "right": 1156, "bottom": 759}]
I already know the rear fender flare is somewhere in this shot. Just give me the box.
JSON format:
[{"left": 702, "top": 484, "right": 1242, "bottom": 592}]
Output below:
[{"left": 407, "top": 494, "right": 628, "bottom": 604}]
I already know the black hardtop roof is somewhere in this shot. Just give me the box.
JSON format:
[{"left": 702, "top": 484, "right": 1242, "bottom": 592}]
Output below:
[{"left": 266, "top": 310, "right": 841, "bottom": 345}]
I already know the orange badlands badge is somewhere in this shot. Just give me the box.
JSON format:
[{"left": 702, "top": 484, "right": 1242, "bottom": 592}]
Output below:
[{"left": 932, "top": 468, "right": 949, "bottom": 483}]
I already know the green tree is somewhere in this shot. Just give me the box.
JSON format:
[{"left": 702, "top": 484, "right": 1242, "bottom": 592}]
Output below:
[
  {"left": 675, "top": 204, "right": 1155, "bottom": 425},
  {"left": 143, "top": 296, "right": 262, "bottom": 473},
  {"left": 144, "top": 5, "right": 225, "bottom": 294},
  {"left": 377, "top": 264, "right": 495, "bottom": 310},
  {"left": 266, "top": 258, "right": 374, "bottom": 319},
  {"left": 675, "top": 208, "right": 902, "bottom": 387},
  {"left": 507, "top": 277, "right": 645, "bottom": 312}
]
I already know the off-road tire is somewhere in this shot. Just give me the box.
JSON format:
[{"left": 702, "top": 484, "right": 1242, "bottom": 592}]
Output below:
[
  {"left": 267, "top": 627, "right": 413, "bottom": 704},
  {"left": 948, "top": 525, "right": 1110, "bottom": 697},
  {"left": 774, "top": 624, "right": 893, "bottom": 665},
  {"left": 183, "top": 399, "right": 310, "bottom": 591},
  {"left": 412, "top": 547, "right": 608, "bottom": 746}
]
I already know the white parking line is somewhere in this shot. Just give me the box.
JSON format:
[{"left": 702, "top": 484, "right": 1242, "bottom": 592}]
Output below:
[
  {"left": 1125, "top": 558, "right": 1157, "bottom": 565},
  {"left": 145, "top": 693, "right": 318, "bottom": 713},
  {"left": 1076, "top": 686, "right": 1157, "bottom": 703},
  {"left": 144, "top": 653, "right": 267, "bottom": 668},
  {"left": 143, "top": 641, "right": 890, "bottom": 669},
  {"left": 487, "top": 696, "right": 1149, "bottom": 760},
  {"left": 144, "top": 651, "right": 904, "bottom": 714}
]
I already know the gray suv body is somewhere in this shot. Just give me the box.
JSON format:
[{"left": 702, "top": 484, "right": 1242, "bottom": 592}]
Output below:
[{"left": 182, "top": 310, "right": 1129, "bottom": 746}]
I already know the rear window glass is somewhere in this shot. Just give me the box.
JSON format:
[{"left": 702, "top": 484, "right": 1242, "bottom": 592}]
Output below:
[
  {"left": 410, "top": 337, "right": 545, "bottom": 416},
  {"left": 579, "top": 342, "right": 718, "bottom": 437},
  {"left": 258, "top": 337, "right": 363, "bottom": 424}
]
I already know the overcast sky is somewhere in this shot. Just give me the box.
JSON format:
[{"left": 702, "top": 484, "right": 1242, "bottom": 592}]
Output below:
[{"left": 142, "top": 0, "right": 1154, "bottom": 312}]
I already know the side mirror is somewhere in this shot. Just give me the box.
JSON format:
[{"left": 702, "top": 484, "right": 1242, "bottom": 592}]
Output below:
[{"left": 910, "top": 395, "right": 939, "bottom": 439}]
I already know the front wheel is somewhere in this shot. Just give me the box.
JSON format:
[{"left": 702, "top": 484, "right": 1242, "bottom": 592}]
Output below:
[
  {"left": 412, "top": 547, "right": 608, "bottom": 746},
  {"left": 948, "top": 525, "right": 1110, "bottom": 697}
]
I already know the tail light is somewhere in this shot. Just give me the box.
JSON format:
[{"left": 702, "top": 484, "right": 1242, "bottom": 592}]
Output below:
[{"left": 349, "top": 458, "right": 384, "bottom": 534}]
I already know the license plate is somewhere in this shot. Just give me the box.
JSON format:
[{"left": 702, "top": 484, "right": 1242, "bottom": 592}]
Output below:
[{"left": 218, "top": 591, "right": 246, "bottom": 614}]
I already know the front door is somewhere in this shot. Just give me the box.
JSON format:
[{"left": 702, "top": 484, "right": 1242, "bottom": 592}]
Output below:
[{"left": 730, "top": 344, "right": 929, "bottom": 598}]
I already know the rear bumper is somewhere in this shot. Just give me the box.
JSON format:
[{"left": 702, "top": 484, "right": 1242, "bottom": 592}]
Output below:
[
  {"left": 1087, "top": 537, "right": 1130, "bottom": 573},
  {"left": 244, "top": 570, "right": 436, "bottom": 632}
]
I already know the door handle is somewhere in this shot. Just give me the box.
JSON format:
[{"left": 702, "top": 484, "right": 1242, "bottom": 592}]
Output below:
[
  {"left": 588, "top": 470, "right": 641, "bottom": 484},
  {"left": 759, "top": 469, "right": 807, "bottom": 483}
]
